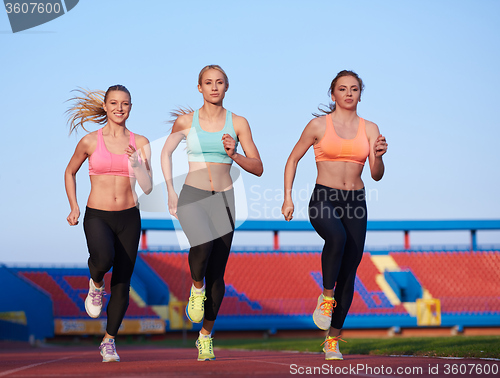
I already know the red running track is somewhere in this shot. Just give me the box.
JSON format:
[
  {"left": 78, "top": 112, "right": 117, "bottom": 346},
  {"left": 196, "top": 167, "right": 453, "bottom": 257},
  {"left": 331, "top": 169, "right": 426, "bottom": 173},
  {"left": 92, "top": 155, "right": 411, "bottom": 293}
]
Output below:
[{"left": 0, "top": 344, "right": 498, "bottom": 377}]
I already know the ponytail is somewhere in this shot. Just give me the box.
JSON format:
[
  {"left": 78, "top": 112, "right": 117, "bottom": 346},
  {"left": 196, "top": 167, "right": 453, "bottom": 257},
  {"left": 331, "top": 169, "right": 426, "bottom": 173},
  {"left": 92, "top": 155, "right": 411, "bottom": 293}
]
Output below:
[
  {"left": 168, "top": 106, "right": 195, "bottom": 125},
  {"left": 312, "top": 103, "right": 336, "bottom": 118},
  {"left": 66, "top": 88, "right": 106, "bottom": 134}
]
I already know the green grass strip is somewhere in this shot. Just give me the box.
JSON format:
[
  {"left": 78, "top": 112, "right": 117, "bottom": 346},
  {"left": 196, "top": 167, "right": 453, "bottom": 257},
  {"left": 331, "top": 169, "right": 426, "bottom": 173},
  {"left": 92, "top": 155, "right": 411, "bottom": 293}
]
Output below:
[{"left": 213, "top": 336, "right": 500, "bottom": 359}]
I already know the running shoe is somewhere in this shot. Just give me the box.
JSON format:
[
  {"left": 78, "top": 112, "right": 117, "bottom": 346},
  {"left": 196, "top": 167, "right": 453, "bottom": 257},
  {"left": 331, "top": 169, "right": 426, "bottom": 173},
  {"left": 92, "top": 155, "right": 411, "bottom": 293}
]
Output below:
[
  {"left": 185, "top": 286, "right": 206, "bottom": 323},
  {"left": 312, "top": 294, "right": 336, "bottom": 330},
  {"left": 196, "top": 336, "right": 215, "bottom": 361},
  {"left": 321, "top": 335, "right": 346, "bottom": 360},
  {"left": 99, "top": 338, "right": 120, "bottom": 362},
  {"left": 85, "top": 278, "right": 105, "bottom": 318}
]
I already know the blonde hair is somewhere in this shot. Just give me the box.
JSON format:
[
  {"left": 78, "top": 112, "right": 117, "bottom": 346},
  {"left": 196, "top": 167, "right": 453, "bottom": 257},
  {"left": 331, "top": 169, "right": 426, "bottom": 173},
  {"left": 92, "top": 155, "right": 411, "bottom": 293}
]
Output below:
[
  {"left": 167, "top": 65, "right": 229, "bottom": 126},
  {"left": 66, "top": 85, "right": 131, "bottom": 134},
  {"left": 167, "top": 106, "right": 194, "bottom": 125},
  {"left": 198, "top": 64, "right": 229, "bottom": 91},
  {"left": 167, "top": 66, "right": 229, "bottom": 128}
]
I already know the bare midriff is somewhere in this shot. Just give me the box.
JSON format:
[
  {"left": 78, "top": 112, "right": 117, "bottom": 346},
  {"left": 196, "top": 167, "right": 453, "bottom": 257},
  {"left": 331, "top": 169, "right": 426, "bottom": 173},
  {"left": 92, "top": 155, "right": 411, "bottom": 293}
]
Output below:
[
  {"left": 87, "top": 175, "right": 138, "bottom": 211},
  {"left": 316, "top": 160, "right": 365, "bottom": 191},
  {"left": 185, "top": 161, "right": 233, "bottom": 192}
]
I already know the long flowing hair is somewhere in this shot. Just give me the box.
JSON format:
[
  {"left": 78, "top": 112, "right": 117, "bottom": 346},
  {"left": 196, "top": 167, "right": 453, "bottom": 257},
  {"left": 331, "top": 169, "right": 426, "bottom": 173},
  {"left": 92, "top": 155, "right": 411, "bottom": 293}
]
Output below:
[
  {"left": 66, "top": 85, "right": 131, "bottom": 134},
  {"left": 167, "top": 106, "right": 195, "bottom": 125},
  {"left": 313, "top": 70, "right": 364, "bottom": 117}
]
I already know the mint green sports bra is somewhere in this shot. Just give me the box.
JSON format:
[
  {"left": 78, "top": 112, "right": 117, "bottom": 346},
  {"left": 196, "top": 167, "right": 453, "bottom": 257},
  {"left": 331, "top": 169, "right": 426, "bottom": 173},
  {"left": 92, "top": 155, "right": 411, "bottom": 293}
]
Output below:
[{"left": 186, "top": 109, "right": 239, "bottom": 164}]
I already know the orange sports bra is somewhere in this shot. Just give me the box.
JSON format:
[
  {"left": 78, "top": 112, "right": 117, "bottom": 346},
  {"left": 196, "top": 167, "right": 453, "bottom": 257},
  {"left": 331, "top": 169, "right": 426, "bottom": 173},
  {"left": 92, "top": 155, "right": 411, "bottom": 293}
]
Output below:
[
  {"left": 313, "top": 115, "right": 370, "bottom": 165},
  {"left": 89, "top": 128, "right": 140, "bottom": 177}
]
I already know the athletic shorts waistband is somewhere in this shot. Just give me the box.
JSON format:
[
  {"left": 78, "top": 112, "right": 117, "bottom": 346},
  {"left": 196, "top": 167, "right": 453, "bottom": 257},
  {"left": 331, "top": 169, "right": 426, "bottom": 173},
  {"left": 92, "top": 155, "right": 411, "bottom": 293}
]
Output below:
[{"left": 85, "top": 205, "right": 140, "bottom": 215}]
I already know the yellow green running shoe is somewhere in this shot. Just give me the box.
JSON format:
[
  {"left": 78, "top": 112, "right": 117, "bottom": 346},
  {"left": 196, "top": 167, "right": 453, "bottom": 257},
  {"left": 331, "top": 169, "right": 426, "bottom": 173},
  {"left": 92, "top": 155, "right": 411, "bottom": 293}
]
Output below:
[
  {"left": 185, "top": 286, "right": 206, "bottom": 323},
  {"left": 196, "top": 336, "right": 215, "bottom": 361}
]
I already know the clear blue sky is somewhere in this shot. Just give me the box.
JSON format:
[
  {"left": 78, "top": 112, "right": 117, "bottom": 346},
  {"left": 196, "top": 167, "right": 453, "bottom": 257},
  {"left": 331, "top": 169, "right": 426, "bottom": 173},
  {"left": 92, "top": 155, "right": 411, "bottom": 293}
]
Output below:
[{"left": 1, "top": 0, "right": 500, "bottom": 265}]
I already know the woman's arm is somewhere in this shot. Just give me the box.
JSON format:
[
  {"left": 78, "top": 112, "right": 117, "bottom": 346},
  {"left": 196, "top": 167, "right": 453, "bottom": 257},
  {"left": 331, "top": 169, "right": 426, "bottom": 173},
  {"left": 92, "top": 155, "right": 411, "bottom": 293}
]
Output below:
[
  {"left": 64, "top": 135, "right": 92, "bottom": 226},
  {"left": 161, "top": 117, "right": 189, "bottom": 218},
  {"left": 282, "top": 118, "right": 320, "bottom": 221},
  {"left": 127, "top": 135, "right": 153, "bottom": 195},
  {"left": 224, "top": 115, "right": 263, "bottom": 176},
  {"left": 365, "top": 121, "right": 387, "bottom": 181}
]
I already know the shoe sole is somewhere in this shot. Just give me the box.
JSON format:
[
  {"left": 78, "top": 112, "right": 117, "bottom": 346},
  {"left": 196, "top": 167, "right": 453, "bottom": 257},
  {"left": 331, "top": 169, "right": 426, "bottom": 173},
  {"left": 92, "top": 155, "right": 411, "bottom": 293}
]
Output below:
[
  {"left": 197, "top": 357, "right": 216, "bottom": 361},
  {"left": 312, "top": 316, "right": 330, "bottom": 331},
  {"left": 185, "top": 304, "right": 203, "bottom": 323},
  {"left": 101, "top": 352, "right": 119, "bottom": 362},
  {"left": 85, "top": 297, "right": 101, "bottom": 319},
  {"left": 324, "top": 348, "right": 343, "bottom": 360},
  {"left": 101, "top": 351, "right": 119, "bottom": 362}
]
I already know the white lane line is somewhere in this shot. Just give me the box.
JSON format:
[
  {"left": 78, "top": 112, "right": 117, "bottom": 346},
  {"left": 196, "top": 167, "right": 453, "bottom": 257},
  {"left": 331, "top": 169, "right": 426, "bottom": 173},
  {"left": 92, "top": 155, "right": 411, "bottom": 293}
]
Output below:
[
  {"left": 244, "top": 358, "right": 296, "bottom": 367},
  {"left": 0, "top": 352, "right": 93, "bottom": 377}
]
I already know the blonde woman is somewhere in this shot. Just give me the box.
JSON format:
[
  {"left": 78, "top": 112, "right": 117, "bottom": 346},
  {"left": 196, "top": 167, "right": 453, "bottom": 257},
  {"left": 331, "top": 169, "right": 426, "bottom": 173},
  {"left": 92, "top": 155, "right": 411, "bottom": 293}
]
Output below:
[
  {"left": 65, "top": 85, "right": 152, "bottom": 362},
  {"left": 161, "top": 65, "right": 263, "bottom": 361},
  {"left": 282, "top": 71, "right": 387, "bottom": 360}
]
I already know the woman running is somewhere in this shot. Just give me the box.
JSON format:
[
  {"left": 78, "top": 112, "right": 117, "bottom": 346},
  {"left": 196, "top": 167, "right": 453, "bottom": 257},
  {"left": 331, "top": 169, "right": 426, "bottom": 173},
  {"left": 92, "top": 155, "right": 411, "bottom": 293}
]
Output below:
[
  {"left": 282, "top": 70, "right": 387, "bottom": 360},
  {"left": 65, "top": 85, "right": 152, "bottom": 362},
  {"left": 161, "top": 65, "right": 263, "bottom": 361}
]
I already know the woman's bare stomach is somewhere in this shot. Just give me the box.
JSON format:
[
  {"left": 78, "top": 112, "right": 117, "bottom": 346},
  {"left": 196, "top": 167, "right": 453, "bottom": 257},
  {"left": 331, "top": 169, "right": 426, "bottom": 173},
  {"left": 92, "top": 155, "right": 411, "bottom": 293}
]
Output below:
[
  {"left": 184, "top": 162, "right": 233, "bottom": 192},
  {"left": 315, "top": 161, "right": 365, "bottom": 190},
  {"left": 87, "top": 176, "right": 138, "bottom": 211}
]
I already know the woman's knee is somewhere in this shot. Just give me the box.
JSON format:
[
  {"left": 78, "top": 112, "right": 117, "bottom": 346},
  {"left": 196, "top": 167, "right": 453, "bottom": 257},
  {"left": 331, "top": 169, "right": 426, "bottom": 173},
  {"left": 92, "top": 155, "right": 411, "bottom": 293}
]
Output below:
[
  {"left": 212, "top": 277, "right": 226, "bottom": 296},
  {"left": 110, "top": 283, "right": 131, "bottom": 305},
  {"left": 310, "top": 215, "right": 346, "bottom": 245},
  {"left": 188, "top": 241, "right": 213, "bottom": 280},
  {"left": 205, "top": 278, "right": 225, "bottom": 320},
  {"left": 88, "top": 255, "right": 113, "bottom": 277}
]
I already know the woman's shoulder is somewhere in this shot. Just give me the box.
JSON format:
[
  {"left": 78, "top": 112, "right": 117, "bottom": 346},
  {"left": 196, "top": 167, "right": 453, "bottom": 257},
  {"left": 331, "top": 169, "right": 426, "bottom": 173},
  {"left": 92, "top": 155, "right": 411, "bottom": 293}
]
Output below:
[
  {"left": 131, "top": 132, "right": 150, "bottom": 147},
  {"left": 74, "top": 130, "right": 98, "bottom": 154},
  {"left": 173, "top": 112, "right": 194, "bottom": 132},
  {"left": 309, "top": 114, "right": 327, "bottom": 125},
  {"left": 363, "top": 118, "right": 380, "bottom": 135},
  {"left": 305, "top": 115, "right": 327, "bottom": 134},
  {"left": 230, "top": 112, "right": 251, "bottom": 133},
  {"left": 79, "top": 130, "right": 98, "bottom": 144},
  {"left": 229, "top": 111, "right": 247, "bottom": 123}
]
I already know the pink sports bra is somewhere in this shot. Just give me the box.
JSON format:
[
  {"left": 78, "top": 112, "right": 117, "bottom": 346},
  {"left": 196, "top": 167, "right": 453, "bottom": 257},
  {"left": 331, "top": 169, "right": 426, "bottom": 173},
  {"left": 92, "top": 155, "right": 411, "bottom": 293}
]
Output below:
[{"left": 89, "top": 128, "right": 139, "bottom": 177}]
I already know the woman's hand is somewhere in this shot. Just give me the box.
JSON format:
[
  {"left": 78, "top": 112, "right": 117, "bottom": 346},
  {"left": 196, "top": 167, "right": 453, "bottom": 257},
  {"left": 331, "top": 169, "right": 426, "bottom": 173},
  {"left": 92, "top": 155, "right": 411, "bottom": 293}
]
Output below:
[
  {"left": 222, "top": 133, "right": 236, "bottom": 157},
  {"left": 67, "top": 207, "right": 80, "bottom": 226},
  {"left": 281, "top": 199, "right": 295, "bottom": 222},
  {"left": 168, "top": 191, "right": 179, "bottom": 220},
  {"left": 125, "top": 144, "right": 140, "bottom": 167},
  {"left": 374, "top": 135, "right": 388, "bottom": 158}
]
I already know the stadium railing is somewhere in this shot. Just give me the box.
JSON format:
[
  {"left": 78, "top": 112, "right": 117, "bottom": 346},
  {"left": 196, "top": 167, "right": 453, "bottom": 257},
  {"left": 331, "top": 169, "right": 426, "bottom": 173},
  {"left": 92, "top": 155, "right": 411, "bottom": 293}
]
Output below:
[{"left": 140, "top": 219, "right": 500, "bottom": 251}]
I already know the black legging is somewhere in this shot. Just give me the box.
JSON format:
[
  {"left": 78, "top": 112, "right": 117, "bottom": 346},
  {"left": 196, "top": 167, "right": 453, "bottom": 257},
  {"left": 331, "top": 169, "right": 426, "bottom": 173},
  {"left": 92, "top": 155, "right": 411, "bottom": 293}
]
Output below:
[
  {"left": 83, "top": 206, "right": 141, "bottom": 336},
  {"left": 177, "top": 184, "right": 235, "bottom": 321},
  {"left": 308, "top": 184, "right": 367, "bottom": 329}
]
